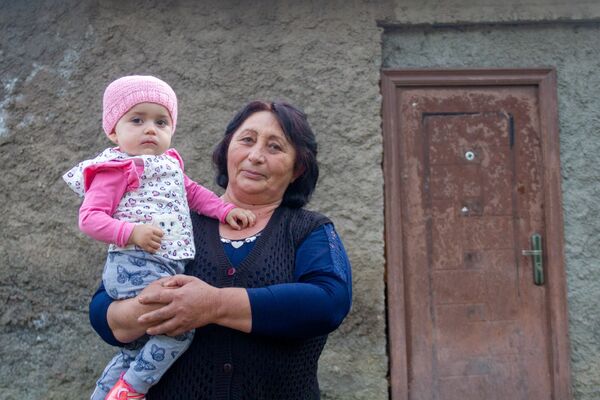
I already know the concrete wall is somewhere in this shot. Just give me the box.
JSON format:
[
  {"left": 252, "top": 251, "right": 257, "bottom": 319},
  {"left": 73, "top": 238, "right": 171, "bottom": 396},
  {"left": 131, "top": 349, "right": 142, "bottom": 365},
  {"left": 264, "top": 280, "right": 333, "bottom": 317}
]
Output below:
[
  {"left": 1, "top": 0, "right": 598, "bottom": 399},
  {"left": 0, "top": 1, "right": 390, "bottom": 399},
  {"left": 386, "top": 0, "right": 600, "bottom": 24}
]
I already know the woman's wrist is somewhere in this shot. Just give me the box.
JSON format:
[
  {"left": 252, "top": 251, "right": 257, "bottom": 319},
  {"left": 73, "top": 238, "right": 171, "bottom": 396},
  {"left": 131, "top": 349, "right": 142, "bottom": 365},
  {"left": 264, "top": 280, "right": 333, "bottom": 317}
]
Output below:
[{"left": 213, "top": 287, "right": 252, "bottom": 333}]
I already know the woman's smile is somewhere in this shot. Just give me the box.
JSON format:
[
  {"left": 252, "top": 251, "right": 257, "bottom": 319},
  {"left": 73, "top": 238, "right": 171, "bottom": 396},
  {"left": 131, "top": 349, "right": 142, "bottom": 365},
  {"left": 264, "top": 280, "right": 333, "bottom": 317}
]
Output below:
[{"left": 240, "top": 168, "right": 266, "bottom": 180}]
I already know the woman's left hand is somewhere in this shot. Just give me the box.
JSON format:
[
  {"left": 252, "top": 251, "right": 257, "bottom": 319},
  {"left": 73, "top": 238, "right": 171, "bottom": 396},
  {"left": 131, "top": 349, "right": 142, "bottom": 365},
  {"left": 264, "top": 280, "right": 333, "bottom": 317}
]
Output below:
[{"left": 137, "top": 275, "right": 252, "bottom": 336}]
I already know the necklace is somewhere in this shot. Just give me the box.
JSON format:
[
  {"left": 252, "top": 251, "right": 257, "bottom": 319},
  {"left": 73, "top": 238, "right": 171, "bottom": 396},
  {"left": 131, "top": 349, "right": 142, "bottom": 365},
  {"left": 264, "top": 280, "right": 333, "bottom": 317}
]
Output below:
[{"left": 220, "top": 231, "right": 262, "bottom": 249}]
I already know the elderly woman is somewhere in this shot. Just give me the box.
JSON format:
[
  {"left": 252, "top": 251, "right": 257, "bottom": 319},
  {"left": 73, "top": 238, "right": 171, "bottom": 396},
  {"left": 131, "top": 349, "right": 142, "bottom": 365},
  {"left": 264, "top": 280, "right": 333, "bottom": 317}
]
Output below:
[{"left": 89, "top": 101, "right": 352, "bottom": 399}]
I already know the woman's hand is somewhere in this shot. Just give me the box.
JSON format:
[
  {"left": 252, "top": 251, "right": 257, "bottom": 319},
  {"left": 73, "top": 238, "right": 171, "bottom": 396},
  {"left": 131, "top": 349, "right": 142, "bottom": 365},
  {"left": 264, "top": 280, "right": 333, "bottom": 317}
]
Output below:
[{"left": 137, "top": 275, "right": 253, "bottom": 336}]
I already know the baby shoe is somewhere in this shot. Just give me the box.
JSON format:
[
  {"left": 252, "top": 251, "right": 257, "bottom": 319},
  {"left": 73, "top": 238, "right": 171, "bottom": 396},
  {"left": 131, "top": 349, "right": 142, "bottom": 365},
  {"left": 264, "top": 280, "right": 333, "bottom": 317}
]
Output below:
[{"left": 104, "top": 374, "right": 146, "bottom": 400}]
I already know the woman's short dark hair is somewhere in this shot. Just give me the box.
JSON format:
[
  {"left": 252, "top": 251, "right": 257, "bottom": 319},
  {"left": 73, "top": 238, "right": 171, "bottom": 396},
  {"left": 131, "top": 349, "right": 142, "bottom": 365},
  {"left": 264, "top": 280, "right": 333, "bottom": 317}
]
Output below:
[{"left": 212, "top": 100, "right": 319, "bottom": 208}]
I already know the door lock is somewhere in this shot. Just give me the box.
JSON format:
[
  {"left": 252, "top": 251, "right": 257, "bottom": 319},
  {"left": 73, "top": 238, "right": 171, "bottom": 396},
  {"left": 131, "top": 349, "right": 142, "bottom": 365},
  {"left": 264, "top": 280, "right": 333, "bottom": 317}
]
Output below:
[{"left": 522, "top": 233, "right": 544, "bottom": 285}]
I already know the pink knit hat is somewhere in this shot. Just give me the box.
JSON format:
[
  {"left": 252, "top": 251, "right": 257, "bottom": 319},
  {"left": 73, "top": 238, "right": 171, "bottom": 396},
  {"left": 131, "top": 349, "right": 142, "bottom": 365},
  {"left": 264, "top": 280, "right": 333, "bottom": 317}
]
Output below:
[{"left": 102, "top": 75, "right": 178, "bottom": 135}]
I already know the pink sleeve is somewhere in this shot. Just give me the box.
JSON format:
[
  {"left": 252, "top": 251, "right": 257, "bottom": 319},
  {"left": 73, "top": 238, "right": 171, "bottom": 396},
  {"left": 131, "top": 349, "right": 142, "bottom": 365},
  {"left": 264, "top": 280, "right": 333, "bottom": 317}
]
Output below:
[
  {"left": 165, "top": 148, "right": 235, "bottom": 222},
  {"left": 184, "top": 173, "right": 235, "bottom": 223},
  {"left": 79, "top": 166, "right": 138, "bottom": 247}
]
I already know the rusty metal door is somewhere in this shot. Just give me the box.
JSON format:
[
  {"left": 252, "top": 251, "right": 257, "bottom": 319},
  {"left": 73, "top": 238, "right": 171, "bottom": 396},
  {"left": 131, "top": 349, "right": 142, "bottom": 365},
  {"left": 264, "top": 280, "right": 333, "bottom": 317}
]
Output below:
[{"left": 382, "top": 70, "right": 571, "bottom": 400}]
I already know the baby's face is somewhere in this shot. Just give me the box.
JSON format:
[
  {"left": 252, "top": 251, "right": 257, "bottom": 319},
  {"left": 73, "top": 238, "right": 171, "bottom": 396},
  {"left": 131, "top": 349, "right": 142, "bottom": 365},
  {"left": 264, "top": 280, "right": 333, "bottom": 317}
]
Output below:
[{"left": 109, "top": 103, "right": 173, "bottom": 156}]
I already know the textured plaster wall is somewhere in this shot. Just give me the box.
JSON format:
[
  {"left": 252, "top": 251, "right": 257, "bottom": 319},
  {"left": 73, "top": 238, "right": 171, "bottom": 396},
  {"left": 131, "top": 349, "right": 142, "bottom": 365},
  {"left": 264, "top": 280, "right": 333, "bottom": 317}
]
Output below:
[
  {"left": 0, "top": 1, "right": 390, "bottom": 399},
  {"left": 386, "top": 0, "right": 600, "bottom": 24},
  {"left": 382, "top": 22, "right": 600, "bottom": 399}
]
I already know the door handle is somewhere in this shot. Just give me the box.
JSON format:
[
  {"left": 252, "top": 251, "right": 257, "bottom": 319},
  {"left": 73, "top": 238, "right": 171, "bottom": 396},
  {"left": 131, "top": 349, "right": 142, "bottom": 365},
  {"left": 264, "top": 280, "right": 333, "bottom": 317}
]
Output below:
[{"left": 522, "top": 233, "right": 544, "bottom": 286}]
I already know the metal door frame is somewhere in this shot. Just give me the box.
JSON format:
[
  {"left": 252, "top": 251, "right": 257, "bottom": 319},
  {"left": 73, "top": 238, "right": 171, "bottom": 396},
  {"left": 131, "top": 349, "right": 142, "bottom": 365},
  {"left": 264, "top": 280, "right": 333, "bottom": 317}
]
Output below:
[{"left": 381, "top": 69, "right": 571, "bottom": 400}]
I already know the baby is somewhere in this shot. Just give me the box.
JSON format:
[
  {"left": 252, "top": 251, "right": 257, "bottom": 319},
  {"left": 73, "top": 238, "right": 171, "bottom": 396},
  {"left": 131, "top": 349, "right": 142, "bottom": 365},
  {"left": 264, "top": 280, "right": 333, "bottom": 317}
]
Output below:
[{"left": 63, "top": 75, "right": 255, "bottom": 400}]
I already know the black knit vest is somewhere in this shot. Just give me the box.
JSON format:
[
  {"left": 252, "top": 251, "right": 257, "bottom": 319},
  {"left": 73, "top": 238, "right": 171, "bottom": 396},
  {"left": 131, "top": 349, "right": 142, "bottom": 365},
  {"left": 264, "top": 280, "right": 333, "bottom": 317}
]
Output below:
[{"left": 147, "top": 206, "right": 332, "bottom": 400}]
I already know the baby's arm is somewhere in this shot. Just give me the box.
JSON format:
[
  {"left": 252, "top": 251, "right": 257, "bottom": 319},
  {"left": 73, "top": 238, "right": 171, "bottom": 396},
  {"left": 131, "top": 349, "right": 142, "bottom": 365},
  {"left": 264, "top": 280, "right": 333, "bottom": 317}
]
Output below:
[
  {"left": 80, "top": 169, "right": 163, "bottom": 252},
  {"left": 183, "top": 174, "right": 255, "bottom": 230}
]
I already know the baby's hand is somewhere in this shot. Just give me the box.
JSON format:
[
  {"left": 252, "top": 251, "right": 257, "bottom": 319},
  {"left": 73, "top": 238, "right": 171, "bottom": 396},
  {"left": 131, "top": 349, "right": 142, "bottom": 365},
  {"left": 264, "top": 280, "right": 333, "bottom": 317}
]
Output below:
[
  {"left": 128, "top": 224, "right": 164, "bottom": 253},
  {"left": 225, "top": 208, "right": 257, "bottom": 230}
]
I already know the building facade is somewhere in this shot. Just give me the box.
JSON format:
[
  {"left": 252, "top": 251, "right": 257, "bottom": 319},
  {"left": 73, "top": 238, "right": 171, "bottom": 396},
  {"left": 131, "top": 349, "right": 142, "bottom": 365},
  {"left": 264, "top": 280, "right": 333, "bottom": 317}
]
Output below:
[{"left": 1, "top": 1, "right": 598, "bottom": 398}]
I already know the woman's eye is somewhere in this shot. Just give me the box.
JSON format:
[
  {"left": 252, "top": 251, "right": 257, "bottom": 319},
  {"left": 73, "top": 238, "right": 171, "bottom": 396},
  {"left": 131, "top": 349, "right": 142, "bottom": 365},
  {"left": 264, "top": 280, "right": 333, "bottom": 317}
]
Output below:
[{"left": 269, "top": 143, "right": 283, "bottom": 152}]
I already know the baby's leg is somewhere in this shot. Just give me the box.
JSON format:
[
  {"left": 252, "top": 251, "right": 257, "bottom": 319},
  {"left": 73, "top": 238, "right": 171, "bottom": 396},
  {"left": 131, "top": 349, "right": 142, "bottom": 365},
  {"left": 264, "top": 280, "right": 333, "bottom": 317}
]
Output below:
[
  {"left": 123, "top": 330, "right": 194, "bottom": 394},
  {"left": 90, "top": 341, "right": 144, "bottom": 400},
  {"left": 102, "top": 250, "right": 181, "bottom": 299},
  {"left": 97, "top": 251, "right": 187, "bottom": 394}
]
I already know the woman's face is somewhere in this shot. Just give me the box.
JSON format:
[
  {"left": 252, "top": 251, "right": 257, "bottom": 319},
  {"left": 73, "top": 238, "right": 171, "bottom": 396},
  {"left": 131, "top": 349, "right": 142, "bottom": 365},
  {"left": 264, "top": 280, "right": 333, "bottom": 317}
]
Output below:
[{"left": 226, "top": 111, "right": 297, "bottom": 205}]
